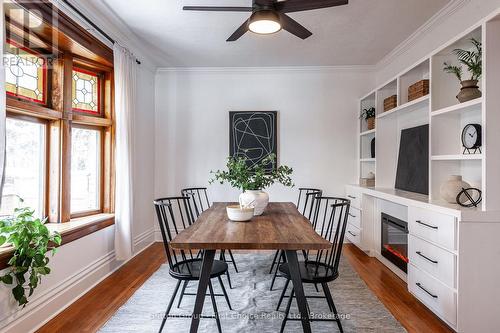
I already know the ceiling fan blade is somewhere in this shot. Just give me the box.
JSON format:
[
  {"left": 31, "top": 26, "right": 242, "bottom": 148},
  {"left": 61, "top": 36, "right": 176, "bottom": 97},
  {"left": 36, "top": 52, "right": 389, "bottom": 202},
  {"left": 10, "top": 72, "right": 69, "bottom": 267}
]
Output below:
[
  {"left": 227, "top": 20, "right": 249, "bottom": 42},
  {"left": 279, "top": 13, "right": 312, "bottom": 39},
  {"left": 183, "top": 6, "right": 253, "bottom": 12},
  {"left": 276, "top": 0, "right": 348, "bottom": 13}
]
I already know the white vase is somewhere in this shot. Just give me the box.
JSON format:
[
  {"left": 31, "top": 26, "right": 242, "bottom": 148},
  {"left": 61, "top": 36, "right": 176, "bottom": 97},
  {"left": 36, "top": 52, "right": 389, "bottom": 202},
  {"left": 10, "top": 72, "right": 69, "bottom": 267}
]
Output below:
[
  {"left": 440, "top": 175, "right": 471, "bottom": 204},
  {"left": 239, "top": 190, "right": 269, "bottom": 216}
]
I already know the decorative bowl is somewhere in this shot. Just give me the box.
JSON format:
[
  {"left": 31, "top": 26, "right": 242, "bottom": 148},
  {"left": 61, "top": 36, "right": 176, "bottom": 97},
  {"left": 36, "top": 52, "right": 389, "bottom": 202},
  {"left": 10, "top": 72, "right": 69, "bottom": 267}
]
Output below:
[{"left": 226, "top": 205, "right": 254, "bottom": 222}]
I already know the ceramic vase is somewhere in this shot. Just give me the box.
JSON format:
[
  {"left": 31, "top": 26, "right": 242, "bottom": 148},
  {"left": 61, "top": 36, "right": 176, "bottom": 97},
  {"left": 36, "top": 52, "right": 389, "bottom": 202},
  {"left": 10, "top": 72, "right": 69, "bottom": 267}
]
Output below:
[
  {"left": 457, "top": 80, "right": 482, "bottom": 103},
  {"left": 239, "top": 190, "right": 269, "bottom": 216},
  {"left": 440, "top": 175, "right": 470, "bottom": 204}
]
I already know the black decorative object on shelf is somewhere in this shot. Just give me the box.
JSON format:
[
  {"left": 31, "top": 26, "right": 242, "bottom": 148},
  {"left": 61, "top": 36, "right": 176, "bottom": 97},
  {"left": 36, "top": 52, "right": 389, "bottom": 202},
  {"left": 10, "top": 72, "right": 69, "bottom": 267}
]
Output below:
[
  {"left": 395, "top": 124, "right": 429, "bottom": 195},
  {"left": 456, "top": 187, "right": 482, "bottom": 208},
  {"left": 371, "top": 138, "right": 376, "bottom": 158},
  {"left": 462, "top": 123, "right": 482, "bottom": 154}
]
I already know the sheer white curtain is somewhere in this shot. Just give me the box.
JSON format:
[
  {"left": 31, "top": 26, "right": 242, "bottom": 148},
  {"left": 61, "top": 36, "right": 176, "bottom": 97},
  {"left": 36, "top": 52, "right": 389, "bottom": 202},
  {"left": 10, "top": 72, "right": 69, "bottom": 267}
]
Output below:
[
  {"left": 0, "top": 4, "right": 6, "bottom": 204},
  {"left": 113, "top": 43, "right": 137, "bottom": 260}
]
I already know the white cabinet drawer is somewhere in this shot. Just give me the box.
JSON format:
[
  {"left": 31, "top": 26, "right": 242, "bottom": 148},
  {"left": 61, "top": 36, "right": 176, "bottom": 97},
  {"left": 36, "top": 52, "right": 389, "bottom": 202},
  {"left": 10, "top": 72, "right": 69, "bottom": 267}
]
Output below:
[
  {"left": 408, "top": 264, "right": 457, "bottom": 327},
  {"left": 346, "top": 187, "right": 361, "bottom": 210},
  {"left": 409, "top": 235, "right": 456, "bottom": 288},
  {"left": 408, "top": 207, "right": 456, "bottom": 251},
  {"left": 348, "top": 207, "right": 361, "bottom": 229},
  {"left": 346, "top": 223, "right": 361, "bottom": 247}
]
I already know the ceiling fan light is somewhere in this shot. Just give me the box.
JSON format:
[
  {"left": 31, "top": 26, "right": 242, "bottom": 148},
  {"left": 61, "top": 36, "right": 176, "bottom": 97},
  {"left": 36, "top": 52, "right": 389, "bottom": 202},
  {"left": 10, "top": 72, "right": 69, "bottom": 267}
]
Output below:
[{"left": 248, "top": 10, "right": 281, "bottom": 35}]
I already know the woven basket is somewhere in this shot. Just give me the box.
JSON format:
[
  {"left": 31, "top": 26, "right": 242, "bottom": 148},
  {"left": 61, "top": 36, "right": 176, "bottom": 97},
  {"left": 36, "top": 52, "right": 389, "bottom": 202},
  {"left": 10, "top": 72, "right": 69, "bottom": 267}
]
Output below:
[
  {"left": 408, "top": 79, "right": 429, "bottom": 102},
  {"left": 383, "top": 95, "right": 397, "bottom": 112},
  {"left": 367, "top": 117, "right": 375, "bottom": 130}
]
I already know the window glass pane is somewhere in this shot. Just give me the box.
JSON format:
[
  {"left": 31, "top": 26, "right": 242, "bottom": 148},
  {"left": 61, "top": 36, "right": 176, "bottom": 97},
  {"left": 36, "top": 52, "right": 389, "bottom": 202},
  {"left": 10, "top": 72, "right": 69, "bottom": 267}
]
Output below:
[
  {"left": 72, "top": 68, "right": 100, "bottom": 114},
  {"left": 0, "top": 118, "right": 45, "bottom": 217},
  {"left": 71, "top": 128, "right": 101, "bottom": 213},
  {"left": 4, "top": 40, "right": 46, "bottom": 104}
]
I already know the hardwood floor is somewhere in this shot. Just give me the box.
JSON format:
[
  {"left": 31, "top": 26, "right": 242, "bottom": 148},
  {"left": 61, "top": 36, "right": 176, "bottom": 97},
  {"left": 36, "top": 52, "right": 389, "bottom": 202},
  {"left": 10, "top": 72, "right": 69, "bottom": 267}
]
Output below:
[{"left": 37, "top": 243, "right": 453, "bottom": 333}]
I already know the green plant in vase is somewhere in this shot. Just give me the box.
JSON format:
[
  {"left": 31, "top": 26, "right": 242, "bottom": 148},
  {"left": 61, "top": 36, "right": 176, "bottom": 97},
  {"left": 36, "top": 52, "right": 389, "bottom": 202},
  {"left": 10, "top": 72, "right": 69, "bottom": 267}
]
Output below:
[
  {"left": 360, "top": 107, "right": 376, "bottom": 130},
  {"left": 443, "top": 38, "right": 482, "bottom": 103},
  {"left": 210, "top": 153, "right": 294, "bottom": 215},
  {"left": 0, "top": 204, "right": 61, "bottom": 307}
]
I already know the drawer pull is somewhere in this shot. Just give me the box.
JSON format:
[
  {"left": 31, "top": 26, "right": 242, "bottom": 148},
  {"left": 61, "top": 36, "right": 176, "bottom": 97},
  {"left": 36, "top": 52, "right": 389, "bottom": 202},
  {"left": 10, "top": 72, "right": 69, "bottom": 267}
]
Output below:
[
  {"left": 348, "top": 213, "right": 357, "bottom": 218},
  {"left": 347, "top": 195, "right": 357, "bottom": 199},
  {"left": 348, "top": 231, "right": 357, "bottom": 237},
  {"left": 416, "top": 251, "right": 438, "bottom": 264},
  {"left": 416, "top": 282, "right": 438, "bottom": 299},
  {"left": 416, "top": 220, "right": 438, "bottom": 230}
]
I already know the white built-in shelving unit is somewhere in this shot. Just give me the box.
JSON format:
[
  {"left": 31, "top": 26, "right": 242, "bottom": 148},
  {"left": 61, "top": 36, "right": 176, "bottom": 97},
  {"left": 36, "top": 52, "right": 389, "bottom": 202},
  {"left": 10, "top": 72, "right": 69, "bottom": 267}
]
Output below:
[{"left": 357, "top": 20, "right": 500, "bottom": 212}]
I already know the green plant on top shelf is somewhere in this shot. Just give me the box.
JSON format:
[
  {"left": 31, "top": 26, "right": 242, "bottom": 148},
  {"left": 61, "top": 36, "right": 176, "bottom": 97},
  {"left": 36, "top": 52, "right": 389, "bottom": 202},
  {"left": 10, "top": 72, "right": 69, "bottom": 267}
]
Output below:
[
  {"left": 443, "top": 38, "right": 482, "bottom": 82},
  {"left": 360, "top": 107, "right": 375, "bottom": 120}
]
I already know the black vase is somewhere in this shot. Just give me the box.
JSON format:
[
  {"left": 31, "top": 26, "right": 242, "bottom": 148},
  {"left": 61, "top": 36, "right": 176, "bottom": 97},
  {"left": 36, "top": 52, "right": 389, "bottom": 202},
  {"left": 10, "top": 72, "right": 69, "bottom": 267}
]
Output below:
[{"left": 371, "top": 138, "right": 375, "bottom": 158}]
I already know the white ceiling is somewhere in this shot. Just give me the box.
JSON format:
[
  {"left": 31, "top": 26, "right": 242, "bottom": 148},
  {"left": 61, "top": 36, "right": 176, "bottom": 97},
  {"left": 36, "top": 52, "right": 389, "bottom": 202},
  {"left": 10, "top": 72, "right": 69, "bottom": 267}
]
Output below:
[{"left": 101, "top": 0, "right": 450, "bottom": 67}]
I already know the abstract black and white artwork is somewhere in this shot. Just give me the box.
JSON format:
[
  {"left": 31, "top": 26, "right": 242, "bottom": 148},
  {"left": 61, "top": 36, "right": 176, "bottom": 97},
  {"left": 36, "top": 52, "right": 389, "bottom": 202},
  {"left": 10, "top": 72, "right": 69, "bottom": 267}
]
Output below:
[{"left": 229, "top": 111, "right": 277, "bottom": 172}]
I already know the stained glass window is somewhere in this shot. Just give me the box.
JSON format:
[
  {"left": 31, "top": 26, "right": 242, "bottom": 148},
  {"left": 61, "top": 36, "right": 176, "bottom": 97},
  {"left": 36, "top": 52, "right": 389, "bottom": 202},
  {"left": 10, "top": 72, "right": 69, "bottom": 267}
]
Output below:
[
  {"left": 72, "top": 68, "right": 100, "bottom": 114},
  {"left": 4, "top": 40, "right": 46, "bottom": 104}
]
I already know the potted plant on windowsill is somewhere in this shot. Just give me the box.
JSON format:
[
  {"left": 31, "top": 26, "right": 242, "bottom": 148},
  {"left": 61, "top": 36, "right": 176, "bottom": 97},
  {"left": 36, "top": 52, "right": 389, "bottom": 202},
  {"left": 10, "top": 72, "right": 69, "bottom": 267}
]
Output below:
[
  {"left": 0, "top": 204, "right": 61, "bottom": 307},
  {"left": 360, "top": 107, "right": 376, "bottom": 130},
  {"left": 443, "top": 38, "right": 482, "bottom": 103},
  {"left": 209, "top": 153, "right": 294, "bottom": 215}
]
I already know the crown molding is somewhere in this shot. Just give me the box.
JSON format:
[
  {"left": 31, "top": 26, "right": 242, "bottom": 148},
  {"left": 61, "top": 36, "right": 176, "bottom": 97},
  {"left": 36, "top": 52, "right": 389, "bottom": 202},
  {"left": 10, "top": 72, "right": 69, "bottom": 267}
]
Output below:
[
  {"left": 56, "top": 0, "right": 163, "bottom": 72},
  {"left": 375, "top": 0, "right": 471, "bottom": 71},
  {"left": 157, "top": 65, "right": 376, "bottom": 74}
]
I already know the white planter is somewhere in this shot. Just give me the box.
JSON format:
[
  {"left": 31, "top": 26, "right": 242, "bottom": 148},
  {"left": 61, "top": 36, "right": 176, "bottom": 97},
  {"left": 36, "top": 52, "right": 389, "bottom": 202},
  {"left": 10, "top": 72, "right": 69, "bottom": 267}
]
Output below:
[
  {"left": 440, "top": 175, "right": 471, "bottom": 204},
  {"left": 239, "top": 190, "right": 269, "bottom": 216}
]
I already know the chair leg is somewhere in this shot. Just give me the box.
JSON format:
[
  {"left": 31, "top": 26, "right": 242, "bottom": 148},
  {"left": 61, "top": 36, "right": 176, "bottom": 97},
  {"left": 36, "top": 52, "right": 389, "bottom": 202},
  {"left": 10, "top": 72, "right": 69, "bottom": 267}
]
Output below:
[
  {"left": 177, "top": 280, "right": 189, "bottom": 308},
  {"left": 279, "top": 288, "right": 294, "bottom": 333},
  {"left": 208, "top": 280, "right": 222, "bottom": 333},
  {"left": 270, "top": 251, "right": 284, "bottom": 291},
  {"left": 218, "top": 276, "right": 232, "bottom": 310},
  {"left": 320, "top": 282, "right": 333, "bottom": 312},
  {"left": 314, "top": 283, "right": 320, "bottom": 293},
  {"left": 158, "top": 279, "right": 181, "bottom": 333},
  {"left": 269, "top": 250, "right": 280, "bottom": 274},
  {"left": 323, "top": 282, "right": 343, "bottom": 333},
  {"left": 276, "top": 278, "right": 290, "bottom": 311},
  {"left": 227, "top": 250, "right": 238, "bottom": 273},
  {"left": 226, "top": 270, "right": 233, "bottom": 289}
]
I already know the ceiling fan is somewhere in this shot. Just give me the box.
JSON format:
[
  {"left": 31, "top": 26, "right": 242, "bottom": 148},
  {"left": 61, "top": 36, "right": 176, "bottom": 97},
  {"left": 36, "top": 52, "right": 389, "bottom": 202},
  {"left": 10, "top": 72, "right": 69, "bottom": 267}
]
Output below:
[{"left": 183, "top": 0, "right": 348, "bottom": 42}]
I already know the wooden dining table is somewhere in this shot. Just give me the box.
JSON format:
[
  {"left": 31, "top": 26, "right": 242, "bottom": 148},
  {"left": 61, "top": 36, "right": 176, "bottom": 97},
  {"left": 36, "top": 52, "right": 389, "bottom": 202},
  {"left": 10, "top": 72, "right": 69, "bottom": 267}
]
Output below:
[{"left": 170, "top": 202, "right": 332, "bottom": 333}]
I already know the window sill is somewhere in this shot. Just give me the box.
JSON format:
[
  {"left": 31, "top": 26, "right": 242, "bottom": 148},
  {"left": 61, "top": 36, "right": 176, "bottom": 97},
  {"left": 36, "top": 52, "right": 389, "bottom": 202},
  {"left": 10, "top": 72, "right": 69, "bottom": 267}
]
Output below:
[{"left": 0, "top": 214, "right": 115, "bottom": 270}]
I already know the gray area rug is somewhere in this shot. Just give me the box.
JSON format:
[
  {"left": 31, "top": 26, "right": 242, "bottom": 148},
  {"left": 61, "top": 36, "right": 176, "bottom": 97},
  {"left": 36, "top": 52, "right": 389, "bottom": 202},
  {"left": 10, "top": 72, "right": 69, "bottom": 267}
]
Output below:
[{"left": 99, "top": 254, "right": 406, "bottom": 333}]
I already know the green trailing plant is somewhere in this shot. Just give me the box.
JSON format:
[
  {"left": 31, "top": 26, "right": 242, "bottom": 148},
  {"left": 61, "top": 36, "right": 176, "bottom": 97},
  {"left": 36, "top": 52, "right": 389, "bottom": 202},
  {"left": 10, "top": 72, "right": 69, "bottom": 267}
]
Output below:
[
  {"left": 443, "top": 38, "right": 482, "bottom": 82},
  {"left": 0, "top": 204, "right": 61, "bottom": 307},
  {"left": 209, "top": 153, "right": 294, "bottom": 191},
  {"left": 360, "top": 107, "right": 375, "bottom": 120}
]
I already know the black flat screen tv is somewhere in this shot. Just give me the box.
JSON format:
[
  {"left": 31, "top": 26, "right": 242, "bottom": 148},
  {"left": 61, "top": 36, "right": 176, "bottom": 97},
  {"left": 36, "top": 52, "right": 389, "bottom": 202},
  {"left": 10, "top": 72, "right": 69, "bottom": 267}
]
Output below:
[{"left": 395, "top": 124, "right": 429, "bottom": 195}]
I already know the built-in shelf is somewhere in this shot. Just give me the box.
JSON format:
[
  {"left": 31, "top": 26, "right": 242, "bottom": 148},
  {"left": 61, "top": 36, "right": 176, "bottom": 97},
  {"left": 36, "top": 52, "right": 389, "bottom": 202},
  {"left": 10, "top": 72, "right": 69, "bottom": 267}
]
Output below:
[
  {"left": 431, "top": 98, "right": 482, "bottom": 117},
  {"left": 360, "top": 129, "right": 376, "bottom": 136},
  {"left": 360, "top": 158, "right": 376, "bottom": 162},
  {"left": 377, "top": 95, "right": 429, "bottom": 119},
  {"left": 431, "top": 154, "right": 483, "bottom": 161}
]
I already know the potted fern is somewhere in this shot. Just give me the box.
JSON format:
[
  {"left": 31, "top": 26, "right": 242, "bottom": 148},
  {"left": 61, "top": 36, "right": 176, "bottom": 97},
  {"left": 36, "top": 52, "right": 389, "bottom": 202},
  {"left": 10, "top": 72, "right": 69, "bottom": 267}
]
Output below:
[
  {"left": 0, "top": 204, "right": 61, "bottom": 307},
  {"left": 443, "top": 38, "right": 482, "bottom": 103}
]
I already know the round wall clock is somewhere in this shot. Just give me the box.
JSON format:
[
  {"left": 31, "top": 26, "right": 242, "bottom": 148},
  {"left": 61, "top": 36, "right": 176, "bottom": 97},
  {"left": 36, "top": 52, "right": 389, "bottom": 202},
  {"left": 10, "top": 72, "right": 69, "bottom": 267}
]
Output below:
[{"left": 461, "top": 124, "right": 482, "bottom": 154}]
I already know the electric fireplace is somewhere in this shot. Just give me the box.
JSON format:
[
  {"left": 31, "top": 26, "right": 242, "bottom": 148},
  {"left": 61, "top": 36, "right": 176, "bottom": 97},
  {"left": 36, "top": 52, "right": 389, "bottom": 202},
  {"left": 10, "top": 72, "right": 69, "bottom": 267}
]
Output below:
[{"left": 381, "top": 213, "right": 409, "bottom": 273}]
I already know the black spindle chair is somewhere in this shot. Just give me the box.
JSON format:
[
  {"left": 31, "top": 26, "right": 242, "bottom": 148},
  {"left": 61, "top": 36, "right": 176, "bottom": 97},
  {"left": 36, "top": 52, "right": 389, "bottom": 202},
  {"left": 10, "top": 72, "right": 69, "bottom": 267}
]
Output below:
[
  {"left": 269, "top": 188, "right": 322, "bottom": 291},
  {"left": 154, "top": 196, "right": 232, "bottom": 333},
  {"left": 181, "top": 187, "right": 239, "bottom": 286},
  {"left": 276, "top": 196, "right": 350, "bottom": 333}
]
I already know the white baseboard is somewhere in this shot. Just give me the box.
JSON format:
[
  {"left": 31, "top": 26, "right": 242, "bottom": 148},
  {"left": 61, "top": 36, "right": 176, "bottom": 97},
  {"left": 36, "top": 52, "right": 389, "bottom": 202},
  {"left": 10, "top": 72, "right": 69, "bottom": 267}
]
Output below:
[{"left": 1, "top": 227, "right": 157, "bottom": 333}]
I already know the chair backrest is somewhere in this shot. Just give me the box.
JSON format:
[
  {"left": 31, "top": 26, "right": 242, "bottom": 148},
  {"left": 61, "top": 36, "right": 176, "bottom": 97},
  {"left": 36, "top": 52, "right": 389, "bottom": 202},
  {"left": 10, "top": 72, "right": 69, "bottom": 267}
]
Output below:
[
  {"left": 297, "top": 188, "right": 322, "bottom": 220},
  {"left": 310, "top": 196, "right": 350, "bottom": 277},
  {"left": 154, "top": 196, "right": 196, "bottom": 272},
  {"left": 181, "top": 187, "right": 211, "bottom": 219}
]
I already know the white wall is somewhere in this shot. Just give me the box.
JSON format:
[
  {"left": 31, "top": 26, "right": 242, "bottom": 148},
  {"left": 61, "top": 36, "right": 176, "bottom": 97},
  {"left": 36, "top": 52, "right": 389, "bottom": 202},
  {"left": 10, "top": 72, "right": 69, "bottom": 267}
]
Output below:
[
  {"left": 155, "top": 67, "right": 374, "bottom": 203},
  {"left": 376, "top": 0, "right": 500, "bottom": 84},
  {"left": 0, "top": 64, "right": 156, "bottom": 333}
]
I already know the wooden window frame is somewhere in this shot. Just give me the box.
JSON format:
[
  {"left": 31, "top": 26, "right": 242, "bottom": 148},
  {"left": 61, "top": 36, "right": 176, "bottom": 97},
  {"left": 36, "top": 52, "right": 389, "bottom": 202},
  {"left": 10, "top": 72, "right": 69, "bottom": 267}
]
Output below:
[{"left": 4, "top": 2, "right": 115, "bottom": 224}]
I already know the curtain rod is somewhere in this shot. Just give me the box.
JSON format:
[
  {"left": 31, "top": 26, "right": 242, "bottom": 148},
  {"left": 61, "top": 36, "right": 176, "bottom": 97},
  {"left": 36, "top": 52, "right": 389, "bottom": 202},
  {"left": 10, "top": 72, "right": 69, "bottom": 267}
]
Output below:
[{"left": 61, "top": 0, "right": 141, "bottom": 65}]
